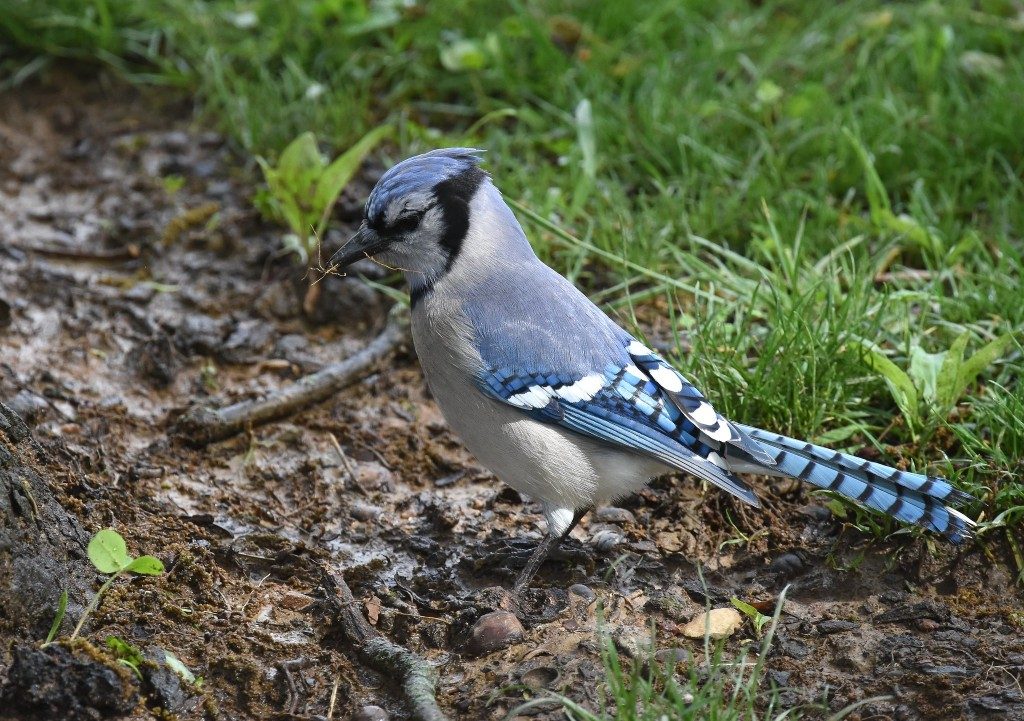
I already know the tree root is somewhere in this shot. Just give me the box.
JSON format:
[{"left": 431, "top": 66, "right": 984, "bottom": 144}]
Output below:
[
  {"left": 172, "top": 310, "right": 408, "bottom": 446},
  {"left": 321, "top": 567, "right": 449, "bottom": 721}
]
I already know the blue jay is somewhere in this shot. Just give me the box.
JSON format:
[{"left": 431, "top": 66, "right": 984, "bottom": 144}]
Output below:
[{"left": 331, "top": 148, "right": 975, "bottom": 591}]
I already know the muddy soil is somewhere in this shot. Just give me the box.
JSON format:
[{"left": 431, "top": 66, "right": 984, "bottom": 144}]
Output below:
[{"left": 1, "top": 72, "right": 1022, "bottom": 721}]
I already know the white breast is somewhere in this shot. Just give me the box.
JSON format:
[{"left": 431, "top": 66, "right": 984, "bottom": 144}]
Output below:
[{"left": 411, "top": 292, "right": 667, "bottom": 528}]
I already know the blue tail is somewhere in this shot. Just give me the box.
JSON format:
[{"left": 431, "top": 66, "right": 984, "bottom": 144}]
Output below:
[{"left": 729, "top": 425, "right": 975, "bottom": 542}]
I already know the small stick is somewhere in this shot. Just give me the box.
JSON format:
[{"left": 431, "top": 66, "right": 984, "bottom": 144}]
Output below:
[
  {"left": 173, "top": 311, "right": 408, "bottom": 446},
  {"left": 327, "top": 675, "right": 340, "bottom": 721},
  {"left": 10, "top": 242, "right": 141, "bottom": 262},
  {"left": 321, "top": 567, "right": 449, "bottom": 721}
]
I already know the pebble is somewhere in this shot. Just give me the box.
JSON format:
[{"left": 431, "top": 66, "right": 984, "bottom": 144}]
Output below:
[
  {"left": 353, "top": 462, "right": 394, "bottom": 493},
  {"left": 464, "top": 611, "right": 524, "bottom": 656},
  {"left": 654, "top": 647, "right": 690, "bottom": 667},
  {"left": 614, "top": 627, "right": 654, "bottom": 659},
  {"left": 769, "top": 553, "right": 803, "bottom": 575},
  {"left": 797, "top": 504, "right": 832, "bottom": 522},
  {"left": 681, "top": 608, "right": 743, "bottom": 639},
  {"left": 590, "top": 528, "right": 624, "bottom": 553},
  {"left": 594, "top": 506, "right": 635, "bottom": 524},
  {"left": 817, "top": 619, "right": 859, "bottom": 635},
  {"left": 520, "top": 665, "right": 559, "bottom": 690},
  {"left": 352, "top": 706, "right": 388, "bottom": 721},
  {"left": 350, "top": 502, "right": 382, "bottom": 521},
  {"left": 568, "top": 584, "right": 596, "bottom": 603}
]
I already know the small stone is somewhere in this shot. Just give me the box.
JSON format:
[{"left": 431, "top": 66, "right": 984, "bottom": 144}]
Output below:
[
  {"left": 352, "top": 705, "right": 389, "bottom": 721},
  {"left": 464, "top": 611, "right": 524, "bottom": 656},
  {"left": 353, "top": 462, "right": 393, "bottom": 493},
  {"left": 568, "top": 584, "right": 596, "bottom": 603},
  {"left": 681, "top": 608, "right": 742, "bottom": 640},
  {"left": 916, "top": 618, "right": 939, "bottom": 632},
  {"left": 769, "top": 553, "right": 803, "bottom": 575},
  {"left": 613, "top": 627, "right": 654, "bottom": 659},
  {"left": 798, "top": 504, "right": 831, "bottom": 522},
  {"left": 590, "top": 528, "right": 624, "bottom": 553},
  {"left": 655, "top": 531, "right": 685, "bottom": 553},
  {"left": 351, "top": 503, "right": 382, "bottom": 521},
  {"left": 520, "top": 665, "right": 559, "bottom": 690},
  {"left": 654, "top": 647, "right": 690, "bottom": 667},
  {"left": 817, "top": 619, "right": 859, "bottom": 635},
  {"left": 595, "top": 507, "right": 635, "bottom": 524}
]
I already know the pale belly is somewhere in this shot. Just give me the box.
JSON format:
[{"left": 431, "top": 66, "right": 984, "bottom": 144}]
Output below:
[{"left": 411, "top": 310, "right": 668, "bottom": 514}]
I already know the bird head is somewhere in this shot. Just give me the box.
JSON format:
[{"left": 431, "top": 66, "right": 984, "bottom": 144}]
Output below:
[{"left": 330, "top": 148, "right": 488, "bottom": 284}]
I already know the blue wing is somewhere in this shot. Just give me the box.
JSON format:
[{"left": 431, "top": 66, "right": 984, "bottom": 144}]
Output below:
[{"left": 477, "top": 352, "right": 762, "bottom": 507}]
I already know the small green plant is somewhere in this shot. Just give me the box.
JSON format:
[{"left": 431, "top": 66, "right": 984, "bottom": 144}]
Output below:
[
  {"left": 106, "top": 636, "right": 145, "bottom": 679},
  {"left": 730, "top": 597, "right": 771, "bottom": 638},
  {"left": 256, "top": 127, "right": 389, "bottom": 266},
  {"left": 43, "top": 589, "right": 68, "bottom": 645},
  {"left": 66, "top": 528, "right": 165, "bottom": 641},
  {"left": 859, "top": 331, "right": 1015, "bottom": 439}
]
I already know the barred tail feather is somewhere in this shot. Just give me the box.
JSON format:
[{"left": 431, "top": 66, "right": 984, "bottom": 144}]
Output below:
[{"left": 724, "top": 425, "right": 976, "bottom": 543}]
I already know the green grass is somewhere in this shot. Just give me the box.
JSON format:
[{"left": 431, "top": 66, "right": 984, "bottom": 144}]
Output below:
[{"left": 2, "top": 0, "right": 1021, "bottom": 532}]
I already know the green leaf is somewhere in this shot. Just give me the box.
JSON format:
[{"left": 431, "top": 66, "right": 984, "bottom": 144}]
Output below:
[
  {"left": 934, "top": 332, "right": 970, "bottom": 412},
  {"left": 313, "top": 125, "right": 391, "bottom": 236},
  {"left": 825, "top": 498, "right": 849, "bottom": 519},
  {"left": 88, "top": 528, "right": 132, "bottom": 574},
  {"left": 276, "top": 131, "right": 323, "bottom": 189},
  {"left": 107, "top": 636, "right": 143, "bottom": 679},
  {"left": 731, "top": 597, "right": 770, "bottom": 635},
  {"left": 45, "top": 589, "right": 67, "bottom": 644},
  {"left": 908, "top": 342, "right": 947, "bottom": 409},
  {"left": 956, "top": 333, "right": 1014, "bottom": 402},
  {"left": 164, "top": 650, "right": 196, "bottom": 684},
  {"left": 858, "top": 341, "right": 919, "bottom": 424},
  {"left": 843, "top": 128, "right": 890, "bottom": 225},
  {"left": 126, "top": 555, "right": 165, "bottom": 576}
]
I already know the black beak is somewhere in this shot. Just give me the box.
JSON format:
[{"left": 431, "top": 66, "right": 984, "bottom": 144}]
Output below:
[{"left": 329, "top": 223, "right": 388, "bottom": 269}]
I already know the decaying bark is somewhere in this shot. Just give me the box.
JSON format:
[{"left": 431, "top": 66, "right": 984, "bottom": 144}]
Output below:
[
  {"left": 172, "top": 311, "right": 408, "bottom": 446},
  {"left": 0, "top": 403, "right": 92, "bottom": 641},
  {"left": 321, "top": 568, "right": 449, "bottom": 721}
]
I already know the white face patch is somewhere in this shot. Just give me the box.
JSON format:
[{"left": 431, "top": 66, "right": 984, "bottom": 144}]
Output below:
[
  {"left": 627, "top": 340, "right": 654, "bottom": 356},
  {"left": 649, "top": 365, "right": 683, "bottom": 393}
]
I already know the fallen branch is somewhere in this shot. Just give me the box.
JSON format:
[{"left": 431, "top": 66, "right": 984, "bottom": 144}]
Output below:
[
  {"left": 321, "top": 567, "right": 448, "bottom": 721},
  {"left": 173, "top": 310, "right": 408, "bottom": 446}
]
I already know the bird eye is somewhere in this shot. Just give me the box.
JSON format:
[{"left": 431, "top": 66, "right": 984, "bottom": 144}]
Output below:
[{"left": 389, "top": 212, "right": 422, "bottom": 235}]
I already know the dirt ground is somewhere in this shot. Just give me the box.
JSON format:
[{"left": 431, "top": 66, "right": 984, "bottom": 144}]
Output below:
[{"left": 1, "top": 73, "right": 1022, "bottom": 721}]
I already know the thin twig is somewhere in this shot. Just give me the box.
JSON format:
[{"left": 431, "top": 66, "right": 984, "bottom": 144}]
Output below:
[
  {"left": 10, "top": 242, "right": 141, "bottom": 262},
  {"left": 172, "top": 310, "right": 408, "bottom": 446},
  {"left": 320, "top": 567, "right": 449, "bottom": 721},
  {"left": 327, "top": 675, "right": 340, "bottom": 721}
]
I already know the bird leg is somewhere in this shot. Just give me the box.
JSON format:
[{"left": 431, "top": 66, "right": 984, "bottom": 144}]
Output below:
[{"left": 512, "top": 508, "right": 589, "bottom": 594}]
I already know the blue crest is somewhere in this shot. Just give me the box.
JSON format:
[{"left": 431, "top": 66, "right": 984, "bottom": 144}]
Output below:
[{"left": 367, "top": 147, "right": 486, "bottom": 222}]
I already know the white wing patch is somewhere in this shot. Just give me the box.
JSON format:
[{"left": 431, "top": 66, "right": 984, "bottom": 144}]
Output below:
[
  {"left": 507, "top": 373, "right": 605, "bottom": 409},
  {"left": 649, "top": 365, "right": 683, "bottom": 393},
  {"left": 507, "top": 385, "right": 554, "bottom": 409},
  {"left": 627, "top": 340, "right": 654, "bottom": 356},
  {"left": 689, "top": 401, "right": 718, "bottom": 426}
]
